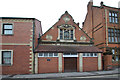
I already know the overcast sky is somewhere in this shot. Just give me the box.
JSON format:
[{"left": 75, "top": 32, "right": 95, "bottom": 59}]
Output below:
[{"left": 0, "top": 0, "right": 119, "bottom": 33}]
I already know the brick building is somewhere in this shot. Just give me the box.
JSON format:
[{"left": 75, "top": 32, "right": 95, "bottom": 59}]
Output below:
[
  {"left": 0, "top": 17, "right": 42, "bottom": 74},
  {"left": 82, "top": 0, "right": 120, "bottom": 69},
  {"left": 35, "top": 11, "right": 102, "bottom": 73}
]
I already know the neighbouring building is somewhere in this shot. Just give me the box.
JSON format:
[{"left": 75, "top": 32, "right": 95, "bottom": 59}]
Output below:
[
  {"left": 82, "top": 0, "right": 120, "bottom": 69},
  {"left": 34, "top": 11, "right": 102, "bottom": 73},
  {"left": 0, "top": 17, "right": 42, "bottom": 74}
]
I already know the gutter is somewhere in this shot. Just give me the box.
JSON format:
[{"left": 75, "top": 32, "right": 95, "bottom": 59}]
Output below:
[{"left": 32, "top": 19, "right": 35, "bottom": 74}]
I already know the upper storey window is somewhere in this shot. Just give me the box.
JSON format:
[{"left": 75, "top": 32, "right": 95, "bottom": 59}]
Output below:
[
  {"left": 58, "top": 24, "right": 75, "bottom": 40},
  {"left": 2, "top": 24, "right": 13, "bottom": 35},
  {"left": 108, "top": 28, "right": 120, "bottom": 43},
  {"left": 60, "top": 29, "right": 73, "bottom": 40},
  {"left": 109, "top": 11, "right": 118, "bottom": 23}
]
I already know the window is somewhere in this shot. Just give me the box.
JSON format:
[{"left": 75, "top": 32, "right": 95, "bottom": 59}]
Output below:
[
  {"left": 1, "top": 51, "right": 12, "bottom": 65},
  {"left": 60, "top": 29, "right": 73, "bottom": 40},
  {"left": 109, "top": 11, "right": 118, "bottom": 23},
  {"left": 108, "top": 28, "right": 120, "bottom": 43},
  {"left": 83, "top": 53, "right": 98, "bottom": 57},
  {"left": 63, "top": 53, "right": 78, "bottom": 57},
  {"left": 38, "top": 53, "right": 58, "bottom": 57},
  {"left": 2, "top": 24, "right": 13, "bottom": 35},
  {"left": 111, "top": 49, "right": 120, "bottom": 61}
]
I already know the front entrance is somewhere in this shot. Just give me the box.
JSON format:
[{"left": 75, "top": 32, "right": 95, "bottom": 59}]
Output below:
[{"left": 64, "top": 57, "right": 77, "bottom": 72}]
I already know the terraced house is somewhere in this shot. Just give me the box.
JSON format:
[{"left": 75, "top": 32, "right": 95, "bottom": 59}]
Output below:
[
  {"left": 82, "top": 0, "right": 120, "bottom": 69},
  {"left": 0, "top": 17, "right": 42, "bottom": 74}
]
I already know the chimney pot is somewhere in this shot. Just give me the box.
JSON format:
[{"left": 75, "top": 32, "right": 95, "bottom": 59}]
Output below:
[{"left": 100, "top": 1, "right": 104, "bottom": 6}]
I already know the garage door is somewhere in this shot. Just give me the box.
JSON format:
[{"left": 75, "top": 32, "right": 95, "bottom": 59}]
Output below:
[{"left": 64, "top": 57, "right": 77, "bottom": 72}]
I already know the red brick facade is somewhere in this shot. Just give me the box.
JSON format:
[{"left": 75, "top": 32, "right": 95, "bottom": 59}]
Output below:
[
  {"left": 0, "top": 18, "right": 42, "bottom": 74},
  {"left": 83, "top": 57, "right": 98, "bottom": 71},
  {"left": 35, "top": 11, "right": 102, "bottom": 73},
  {"left": 38, "top": 57, "right": 58, "bottom": 73},
  {"left": 82, "top": 1, "right": 120, "bottom": 69}
]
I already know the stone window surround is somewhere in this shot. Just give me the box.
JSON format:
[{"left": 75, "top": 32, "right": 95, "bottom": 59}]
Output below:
[
  {"left": 111, "top": 48, "right": 120, "bottom": 61},
  {"left": 57, "top": 24, "right": 76, "bottom": 42},
  {"left": 109, "top": 11, "right": 118, "bottom": 24},
  {"left": 38, "top": 53, "right": 58, "bottom": 57},
  {"left": 1, "top": 23, "right": 14, "bottom": 35},
  {"left": 0, "top": 50, "right": 13, "bottom": 66},
  {"left": 108, "top": 28, "right": 120, "bottom": 43}
]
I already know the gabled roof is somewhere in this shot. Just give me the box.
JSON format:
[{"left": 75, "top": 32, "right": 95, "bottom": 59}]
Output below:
[{"left": 35, "top": 45, "right": 102, "bottom": 53}]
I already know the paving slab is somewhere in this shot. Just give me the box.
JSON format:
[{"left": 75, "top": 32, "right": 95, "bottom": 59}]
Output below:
[{"left": 1, "top": 68, "right": 120, "bottom": 79}]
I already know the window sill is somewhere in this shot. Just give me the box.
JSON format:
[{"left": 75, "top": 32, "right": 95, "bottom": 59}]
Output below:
[
  {"left": 0, "top": 64, "right": 12, "bottom": 66},
  {"left": 1, "top": 34, "right": 14, "bottom": 36},
  {"left": 112, "top": 61, "right": 119, "bottom": 63},
  {"left": 108, "top": 42, "right": 120, "bottom": 44},
  {"left": 109, "top": 22, "right": 118, "bottom": 24},
  {"left": 59, "top": 39, "right": 74, "bottom": 42}
]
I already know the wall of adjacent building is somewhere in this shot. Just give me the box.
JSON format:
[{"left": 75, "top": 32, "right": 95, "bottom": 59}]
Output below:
[{"left": 0, "top": 18, "right": 42, "bottom": 74}]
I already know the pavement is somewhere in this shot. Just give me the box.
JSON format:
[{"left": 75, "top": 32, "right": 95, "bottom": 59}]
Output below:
[{"left": 1, "top": 68, "right": 120, "bottom": 79}]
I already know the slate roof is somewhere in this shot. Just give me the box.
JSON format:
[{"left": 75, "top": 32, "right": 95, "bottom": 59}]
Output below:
[{"left": 35, "top": 45, "right": 102, "bottom": 53}]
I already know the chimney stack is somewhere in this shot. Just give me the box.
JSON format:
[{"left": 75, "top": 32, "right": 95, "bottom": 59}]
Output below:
[
  {"left": 118, "top": 1, "right": 120, "bottom": 8},
  {"left": 87, "top": 0, "right": 93, "bottom": 12},
  {"left": 100, "top": 1, "right": 104, "bottom": 6}
]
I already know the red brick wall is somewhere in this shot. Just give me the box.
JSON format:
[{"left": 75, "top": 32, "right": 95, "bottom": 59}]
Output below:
[
  {"left": 104, "top": 55, "right": 112, "bottom": 70},
  {"left": 1, "top": 45, "right": 30, "bottom": 74},
  {"left": 41, "top": 12, "right": 91, "bottom": 42},
  {"left": 82, "top": 2, "right": 120, "bottom": 67},
  {"left": 82, "top": 2, "right": 93, "bottom": 38},
  {"left": 77, "top": 57, "right": 79, "bottom": 72},
  {"left": 1, "top": 21, "right": 33, "bottom": 43},
  {"left": 62, "top": 57, "right": 64, "bottom": 72},
  {"left": 34, "top": 19, "right": 42, "bottom": 47},
  {"left": 38, "top": 57, "right": 58, "bottom": 73},
  {"left": 83, "top": 57, "right": 98, "bottom": 71}
]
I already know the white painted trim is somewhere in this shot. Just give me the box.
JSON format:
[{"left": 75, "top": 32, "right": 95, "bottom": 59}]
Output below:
[
  {"left": 82, "top": 53, "right": 98, "bottom": 57},
  {"left": 0, "top": 43, "right": 30, "bottom": 45},
  {"left": 57, "top": 28, "right": 60, "bottom": 39},
  {"left": 0, "top": 50, "right": 13, "bottom": 66},
  {"left": 35, "top": 53, "right": 38, "bottom": 74},
  {"left": 63, "top": 53, "right": 78, "bottom": 57},
  {"left": 73, "top": 29, "right": 76, "bottom": 40},
  {"left": 98, "top": 53, "right": 102, "bottom": 70},
  {"left": 38, "top": 53, "right": 58, "bottom": 57},
  {"left": 79, "top": 53, "right": 83, "bottom": 72},
  {"left": 59, "top": 40, "right": 74, "bottom": 42},
  {"left": 58, "top": 53, "right": 62, "bottom": 72}
]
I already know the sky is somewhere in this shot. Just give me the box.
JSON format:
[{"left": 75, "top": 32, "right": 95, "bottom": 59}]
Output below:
[{"left": 0, "top": 0, "right": 120, "bottom": 33}]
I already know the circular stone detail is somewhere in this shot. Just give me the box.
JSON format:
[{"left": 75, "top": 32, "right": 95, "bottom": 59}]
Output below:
[
  {"left": 46, "top": 35, "right": 53, "bottom": 40},
  {"left": 80, "top": 36, "right": 86, "bottom": 41}
]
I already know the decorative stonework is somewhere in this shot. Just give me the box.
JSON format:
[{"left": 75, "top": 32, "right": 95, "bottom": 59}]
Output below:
[
  {"left": 51, "top": 27, "right": 54, "bottom": 29},
  {"left": 63, "top": 16, "right": 70, "bottom": 23},
  {"left": 80, "top": 36, "right": 86, "bottom": 41},
  {"left": 58, "top": 24, "right": 75, "bottom": 29},
  {"left": 46, "top": 35, "right": 53, "bottom": 40},
  {"left": 2, "top": 19, "right": 33, "bottom": 22}
]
